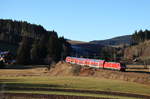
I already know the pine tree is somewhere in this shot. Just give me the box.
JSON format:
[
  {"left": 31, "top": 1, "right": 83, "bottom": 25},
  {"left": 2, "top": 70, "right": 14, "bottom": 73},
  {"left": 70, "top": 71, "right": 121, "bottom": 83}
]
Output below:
[
  {"left": 38, "top": 34, "right": 48, "bottom": 59},
  {"left": 47, "top": 32, "right": 61, "bottom": 62},
  {"left": 16, "top": 37, "right": 32, "bottom": 65},
  {"left": 59, "top": 37, "right": 72, "bottom": 60},
  {"left": 30, "top": 40, "right": 40, "bottom": 64}
]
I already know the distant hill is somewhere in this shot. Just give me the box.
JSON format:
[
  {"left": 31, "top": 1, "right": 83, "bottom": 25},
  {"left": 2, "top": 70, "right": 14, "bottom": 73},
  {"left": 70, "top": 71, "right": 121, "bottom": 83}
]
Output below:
[
  {"left": 67, "top": 40, "right": 88, "bottom": 45},
  {"left": 67, "top": 39, "right": 104, "bottom": 58},
  {"left": 68, "top": 35, "right": 132, "bottom": 59},
  {"left": 90, "top": 35, "right": 132, "bottom": 46}
]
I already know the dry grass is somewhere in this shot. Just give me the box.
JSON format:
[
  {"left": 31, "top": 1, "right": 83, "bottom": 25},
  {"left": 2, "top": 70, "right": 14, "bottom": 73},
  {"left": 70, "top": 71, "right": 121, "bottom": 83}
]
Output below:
[
  {"left": 0, "top": 63, "right": 150, "bottom": 99},
  {"left": 67, "top": 40, "right": 88, "bottom": 45},
  {"left": 0, "top": 63, "right": 150, "bottom": 84},
  {"left": 0, "top": 65, "right": 48, "bottom": 77},
  {"left": 127, "top": 65, "right": 150, "bottom": 72}
]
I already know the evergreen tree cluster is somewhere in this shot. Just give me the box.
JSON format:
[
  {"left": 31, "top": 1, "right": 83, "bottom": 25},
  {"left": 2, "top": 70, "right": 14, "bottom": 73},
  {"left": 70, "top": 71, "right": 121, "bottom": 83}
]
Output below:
[
  {"left": 132, "top": 29, "right": 150, "bottom": 44},
  {"left": 0, "top": 19, "right": 47, "bottom": 44},
  {"left": 17, "top": 32, "right": 71, "bottom": 65},
  {"left": 0, "top": 19, "right": 72, "bottom": 65}
]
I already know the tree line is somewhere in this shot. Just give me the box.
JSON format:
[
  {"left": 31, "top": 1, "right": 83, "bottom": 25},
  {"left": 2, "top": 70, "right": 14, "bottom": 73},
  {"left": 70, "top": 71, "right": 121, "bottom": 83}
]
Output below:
[
  {"left": 132, "top": 29, "right": 150, "bottom": 44},
  {"left": 0, "top": 19, "right": 72, "bottom": 65},
  {"left": 0, "top": 19, "right": 49, "bottom": 44}
]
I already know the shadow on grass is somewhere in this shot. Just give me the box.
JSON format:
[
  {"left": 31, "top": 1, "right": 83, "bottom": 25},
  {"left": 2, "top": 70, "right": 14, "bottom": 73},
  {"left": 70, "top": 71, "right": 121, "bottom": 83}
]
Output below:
[
  {"left": 0, "top": 79, "right": 150, "bottom": 99},
  {"left": 0, "top": 79, "right": 22, "bottom": 82},
  {"left": 2, "top": 64, "right": 48, "bottom": 69},
  {"left": 1, "top": 85, "right": 150, "bottom": 99},
  {"left": 0, "top": 83, "right": 63, "bottom": 90},
  {"left": 126, "top": 70, "right": 150, "bottom": 74},
  {"left": 127, "top": 67, "right": 146, "bottom": 69},
  {"left": 0, "top": 78, "right": 63, "bottom": 90}
]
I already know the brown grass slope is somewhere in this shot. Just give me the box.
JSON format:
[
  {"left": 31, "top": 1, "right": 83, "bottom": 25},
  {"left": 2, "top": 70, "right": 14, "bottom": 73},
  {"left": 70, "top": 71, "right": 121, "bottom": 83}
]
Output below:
[
  {"left": 49, "top": 62, "right": 150, "bottom": 85},
  {"left": 0, "top": 62, "right": 149, "bottom": 84}
]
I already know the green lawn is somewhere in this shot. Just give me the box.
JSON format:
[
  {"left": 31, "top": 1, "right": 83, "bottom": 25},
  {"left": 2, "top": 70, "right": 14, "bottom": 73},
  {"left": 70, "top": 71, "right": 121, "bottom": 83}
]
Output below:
[{"left": 0, "top": 76, "right": 150, "bottom": 99}]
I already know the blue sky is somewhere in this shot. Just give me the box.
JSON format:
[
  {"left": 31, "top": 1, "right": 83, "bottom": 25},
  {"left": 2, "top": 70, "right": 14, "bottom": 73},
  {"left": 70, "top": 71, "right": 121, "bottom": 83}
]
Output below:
[{"left": 1, "top": 0, "right": 150, "bottom": 41}]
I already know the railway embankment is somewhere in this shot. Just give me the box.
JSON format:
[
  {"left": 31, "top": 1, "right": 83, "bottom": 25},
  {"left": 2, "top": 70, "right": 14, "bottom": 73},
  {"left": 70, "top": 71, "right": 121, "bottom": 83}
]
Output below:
[{"left": 49, "top": 62, "right": 150, "bottom": 85}]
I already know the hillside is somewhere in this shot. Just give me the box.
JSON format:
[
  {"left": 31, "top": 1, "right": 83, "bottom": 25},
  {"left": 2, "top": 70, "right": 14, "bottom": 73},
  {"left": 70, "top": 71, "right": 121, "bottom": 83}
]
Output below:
[
  {"left": 0, "top": 19, "right": 58, "bottom": 52},
  {"left": 90, "top": 35, "right": 132, "bottom": 46},
  {"left": 0, "top": 19, "right": 42, "bottom": 43},
  {"left": 124, "top": 40, "right": 150, "bottom": 64},
  {"left": 0, "top": 19, "right": 72, "bottom": 65},
  {"left": 0, "top": 19, "right": 59, "bottom": 44},
  {"left": 68, "top": 35, "right": 132, "bottom": 58},
  {"left": 70, "top": 43, "right": 104, "bottom": 58}
]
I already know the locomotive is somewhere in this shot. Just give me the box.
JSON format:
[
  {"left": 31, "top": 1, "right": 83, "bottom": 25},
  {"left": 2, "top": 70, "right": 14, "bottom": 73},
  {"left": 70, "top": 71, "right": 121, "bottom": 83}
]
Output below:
[{"left": 65, "top": 57, "right": 126, "bottom": 71}]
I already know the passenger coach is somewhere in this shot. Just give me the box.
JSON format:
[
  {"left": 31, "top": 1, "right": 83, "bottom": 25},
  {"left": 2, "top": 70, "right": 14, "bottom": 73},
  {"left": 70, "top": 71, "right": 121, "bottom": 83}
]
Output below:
[{"left": 66, "top": 57, "right": 126, "bottom": 71}]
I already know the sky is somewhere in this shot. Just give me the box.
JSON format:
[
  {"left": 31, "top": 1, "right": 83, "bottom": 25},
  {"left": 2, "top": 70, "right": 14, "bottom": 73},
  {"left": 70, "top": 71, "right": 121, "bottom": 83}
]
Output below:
[{"left": 1, "top": 0, "right": 150, "bottom": 42}]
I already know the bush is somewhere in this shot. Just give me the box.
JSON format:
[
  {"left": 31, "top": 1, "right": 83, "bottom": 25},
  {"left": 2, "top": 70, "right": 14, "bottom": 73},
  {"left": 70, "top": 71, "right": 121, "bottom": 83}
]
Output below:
[{"left": 71, "top": 65, "right": 81, "bottom": 76}]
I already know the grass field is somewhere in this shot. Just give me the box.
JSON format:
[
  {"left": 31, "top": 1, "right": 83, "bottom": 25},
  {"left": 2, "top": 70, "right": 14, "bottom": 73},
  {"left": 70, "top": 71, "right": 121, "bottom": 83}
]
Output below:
[
  {"left": 0, "top": 76, "right": 150, "bottom": 99},
  {"left": 4, "top": 91, "right": 139, "bottom": 99},
  {"left": 0, "top": 63, "right": 150, "bottom": 99}
]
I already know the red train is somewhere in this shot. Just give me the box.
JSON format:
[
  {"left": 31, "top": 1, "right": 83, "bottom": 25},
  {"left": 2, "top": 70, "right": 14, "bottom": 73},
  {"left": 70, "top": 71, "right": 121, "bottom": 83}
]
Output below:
[{"left": 65, "top": 57, "right": 126, "bottom": 71}]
